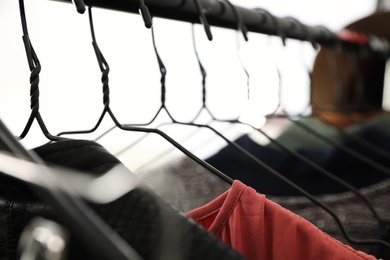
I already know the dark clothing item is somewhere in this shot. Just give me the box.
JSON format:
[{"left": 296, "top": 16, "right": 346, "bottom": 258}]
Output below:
[
  {"left": 206, "top": 127, "right": 390, "bottom": 196},
  {"left": 138, "top": 124, "right": 390, "bottom": 256},
  {"left": 140, "top": 154, "right": 390, "bottom": 255},
  {"left": 0, "top": 139, "right": 246, "bottom": 260}
]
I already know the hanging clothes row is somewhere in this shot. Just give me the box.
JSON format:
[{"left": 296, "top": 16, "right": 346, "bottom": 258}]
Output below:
[{"left": 0, "top": 0, "right": 390, "bottom": 259}]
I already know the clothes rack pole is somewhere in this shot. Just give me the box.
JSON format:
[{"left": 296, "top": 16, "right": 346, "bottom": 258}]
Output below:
[{"left": 50, "top": 0, "right": 390, "bottom": 58}]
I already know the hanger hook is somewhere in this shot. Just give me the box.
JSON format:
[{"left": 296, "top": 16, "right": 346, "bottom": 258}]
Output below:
[
  {"left": 285, "top": 16, "right": 318, "bottom": 50},
  {"left": 223, "top": 0, "right": 248, "bottom": 41},
  {"left": 19, "top": 0, "right": 40, "bottom": 127},
  {"left": 71, "top": 0, "right": 86, "bottom": 14},
  {"left": 193, "top": 0, "right": 213, "bottom": 41},
  {"left": 88, "top": 7, "right": 111, "bottom": 108},
  {"left": 255, "top": 8, "right": 286, "bottom": 46},
  {"left": 139, "top": 0, "right": 153, "bottom": 28},
  {"left": 57, "top": 6, "right": 116, "bottom": 138},
  {"left": 151, "top": 25, "right": 169, "bottom": 108},
  {"left": 18, "top": 0, "right": 64, "bottom": 141}
]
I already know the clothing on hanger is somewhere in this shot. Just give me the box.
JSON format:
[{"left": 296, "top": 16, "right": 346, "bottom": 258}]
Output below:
[
  {"left": 137, "top": 156, "right": 231, "bottom": 213},
  {"left": 140, "top": 153, "right": 390, "bottom": 253},
  {"left": 0, "top": 139, "right": 246, "bottom": 260},
  {"left": 186, "top": 180, "right": 378, "bottom": 260},
  {"left": 3, "top": 0, "right": 390, "bottom": 259},
  {"left": 204, "top": 125, "right": 390, "bottom": 196},
  {"left": 138, "top": 124, "right": 390, "bottom": 254}
]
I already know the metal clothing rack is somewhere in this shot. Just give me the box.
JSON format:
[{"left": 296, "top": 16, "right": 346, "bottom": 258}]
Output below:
[
  {"left": 52, "top": 0, "right": 390, "bottom": 58},
  {"left": 3, "top": 0, "right": 390, "bottom": 258}
]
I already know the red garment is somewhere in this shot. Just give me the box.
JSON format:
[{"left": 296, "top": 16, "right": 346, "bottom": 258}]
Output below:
[{"left": 186, "top": 180, "right": 377, "bottom": 260}]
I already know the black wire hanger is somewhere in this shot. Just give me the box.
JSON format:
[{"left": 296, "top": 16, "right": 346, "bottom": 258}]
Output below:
[
  {"left": 127, "top": 0, "right": 251, "bottom": 167},
  {"left": 222, "top": 0, "right": 248, "bottom": 41},
  {"left": 18, "top": 0, "right": 66, "bottom": 142},
  {"left": 57, "top": 7, "right": 233, "bottom": 185},
  {"left": 193, "top": 0, "right": 213, "bottom": 41},
  {"left": 94, "top": 0, "right": 246, "bottom": 141},
  {"left": 139, "top": 0, "right": 153, "bottom": 28},
  {"left": 183, "top": 0, "right": 249, "bottom": 124},
  {"left": 100, "top": 1, "right": 250, "bottom": 160},
  {"left": 71, "top": 0, "right": 86, "bottom": 14},
  {"left": 112, "top": 21, "right": 238, "bottom": 166}
]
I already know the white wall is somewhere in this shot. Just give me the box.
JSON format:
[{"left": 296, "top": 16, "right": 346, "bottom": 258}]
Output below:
[{"left": 0, "top": 0, "right": 375, "bottom": 171}]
